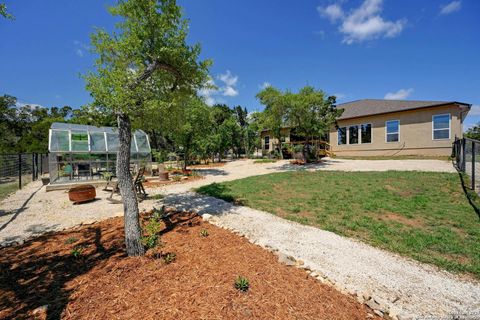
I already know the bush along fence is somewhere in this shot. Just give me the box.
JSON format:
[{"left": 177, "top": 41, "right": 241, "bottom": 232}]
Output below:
[
  {"left": 453, "top": 137, "right": 480, "bottom": 190},
  {"left": 0, "top": 153, "right": 48, "bottom": 192}
]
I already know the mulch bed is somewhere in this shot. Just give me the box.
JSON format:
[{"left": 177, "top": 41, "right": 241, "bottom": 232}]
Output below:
[{"left": 0, "top": 211, "right": 378, "bottom": 319}]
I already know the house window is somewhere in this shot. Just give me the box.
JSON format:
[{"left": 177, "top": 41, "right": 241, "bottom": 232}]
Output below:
[
  {"left": 264, "top": 136, "right": 270, "bottom": 150},
  {"left": 338, "top": 127, "right": 346, "bottom": 145},
  {"left": 361, "top": 124, "right": 372, "bottom": 144},
  {"left": 433, "top": 114, "right": 450, "bottom": 140},
  {"left": 386, "top": 120, "right": 399, "bottom": 142},
  {"left": 349, "top": 125, "right": 359, "bottom": 144}
]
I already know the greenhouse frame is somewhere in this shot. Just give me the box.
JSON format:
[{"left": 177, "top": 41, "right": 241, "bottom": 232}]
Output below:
[{"left": 48, "top": 122, "right": 151, "bottom": 184}]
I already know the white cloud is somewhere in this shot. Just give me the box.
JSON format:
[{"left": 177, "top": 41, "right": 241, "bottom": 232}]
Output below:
[
  {"left": 199, "top": 71, "right": 240, "bottom": 104},
  {"left": 467, "top": 104, "right": 480, "bottom": 116},
  {"left": 15, "top": 102, "right": 45, "bottom": 110},
  {"left": 259, "top": 82, "right": 271, "bottom": 90},
  {"left": 223, "top": 86, "right": 239, "bottom": 97},
  {"left": 217, "top": 70, "right": 239, "bottom": 97},
  {"left": 74, "top": 40, "right": 89, "bottom": 58},
  {"left": 440, "top": 1, "right": 461, "bottom": 15},
  {"left": 333, "top": 93, "right": 347, "bottom": 100},
  {"left": 384, "top": 88, "right": 414, "bottom": 100},
  {"left": 318, "top": 4, "right": 344, "bottom": 22},
  {"left": 318, "top": 0, "right": 406, "bottom": 44}
]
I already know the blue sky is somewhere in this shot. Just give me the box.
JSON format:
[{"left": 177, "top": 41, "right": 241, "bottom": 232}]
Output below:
[{"left": 1, "top": 0, "right": 479, "bottom": 130}]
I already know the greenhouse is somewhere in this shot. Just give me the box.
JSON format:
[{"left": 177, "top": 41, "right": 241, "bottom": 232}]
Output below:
[{"left": 48, "top": 122, "right": 151, "bottom": 184}]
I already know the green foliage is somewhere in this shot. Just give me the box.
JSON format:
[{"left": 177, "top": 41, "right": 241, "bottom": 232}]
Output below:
[
  {"left": 163, "top": 252, "right": 176, "bottom": 264},
  {"left": 234, "top": 276, "right": 250, "bottom": 292},
  {"left": 0, "top": 3, "right": 13, "bottom": 19},
  {"left": 142, "top": 218, "right": 163, "bottom": 249},
  {"left": 198, "top": 171, "right": 480, "bottom": 277},
  {"left": 200, "top": 229, "right": 209, "bottom": 237},
  {"left": 64, "top": 237, "right": 79, "bottom": 245},
  {"left": 71, "top": 246, "right": 84, "bottom": 259},
  {"left": 465, "top": 124, "right": 480, "bottom": 141},
  {"left": 172, "top": 175, "right": 182, "bottom": 182}
]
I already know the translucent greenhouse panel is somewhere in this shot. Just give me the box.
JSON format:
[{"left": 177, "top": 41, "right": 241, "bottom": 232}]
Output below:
[
  {"left": 71, "top": 131, "right": 89, "bottom": 152},
  {"left": 135, "top": 132, "right": 150, "bottom": 152},
  {"left": 106, "top": 133, "right": 119, "bottom": 152},
  {"left": 131, "top": 137, "right": 137, "bottom": 153},
  {"left": 50, "top": 130, "right": 70, "bottom": 152},
  {"left": 90, "top": 132, "right": 106, "bottom": 152}
]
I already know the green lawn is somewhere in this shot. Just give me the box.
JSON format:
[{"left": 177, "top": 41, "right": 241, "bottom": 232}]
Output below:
[
  {"left": 197, "top": 171, "right": 480, "bottom": 278},
  {"left": 0, "top": 181, "right": 18, "bottom": 202}
]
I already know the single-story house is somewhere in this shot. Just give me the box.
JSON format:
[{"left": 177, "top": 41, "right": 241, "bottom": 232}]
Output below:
[{"left": 261, "top": 99, "right": 471, "bottom": 157}]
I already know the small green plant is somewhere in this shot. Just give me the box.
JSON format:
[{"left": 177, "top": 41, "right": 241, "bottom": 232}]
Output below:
[
  {"left": 149, "top": 194, "right": 164, "bottom": 200},
  {"left": 234, "top": 276, "right": 249, "bottom": 292},
  {"left": 64, "top": 237, "right": 78, "bottom": 245},
  {"left": 172, "top": 175, "right": 182, "bottom": 182},
  {"left": 200, "top": 229, "right": 209, "bottom": 237},
  {"left": 142, "top": 218, "right": 163, "bottom": 249},
  {"left": 71, "top": 246, "right": 84, "bottom": 259},
  {"left": 163, "top": 252, "right": 176, "bottom": 264}
]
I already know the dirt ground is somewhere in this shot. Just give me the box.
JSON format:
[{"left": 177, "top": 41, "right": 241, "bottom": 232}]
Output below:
[{"left": 0, "top": 212, "right": 377, "bottom": 320}]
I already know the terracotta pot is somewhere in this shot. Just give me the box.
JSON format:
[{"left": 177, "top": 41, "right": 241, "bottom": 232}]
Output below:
[
  {"left": 158, "top": 172, "right": 169, "bottom": 181},
  {"left": 68, "top": 185, "right": 96, "bottom": 204}
]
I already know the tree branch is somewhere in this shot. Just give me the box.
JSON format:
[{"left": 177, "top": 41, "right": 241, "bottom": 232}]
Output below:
[{"left": 129, "top": 60, "right": 181, "bottom": 91}]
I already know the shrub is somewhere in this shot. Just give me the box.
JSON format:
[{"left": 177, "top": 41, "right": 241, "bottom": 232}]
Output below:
[
  {"left": 142, "top": 217, "right": 163, "bottom": 249},
  {"left": 172, "top": 175, "right": 182, "bottom": 182},
  {"left": 234, "top": 276, "right": 249, "bottom": 292},
  {"left": 200, "top": 229, "right": 209, "bottom": 237},
  {"left": 163, "top": 252, "right": 176, "bottom": 264}
]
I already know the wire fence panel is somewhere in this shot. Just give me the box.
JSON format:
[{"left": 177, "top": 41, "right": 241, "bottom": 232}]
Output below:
[
  {"left": 0, "top": 153, "right": 48, "bottom": 200},
  {"left": 453, "top": 138, "right": 480, "bottom": 190}
]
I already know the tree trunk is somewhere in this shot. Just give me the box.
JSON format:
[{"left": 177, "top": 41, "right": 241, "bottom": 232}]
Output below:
[{"left": 117, "top": 112, "right": 145, "bottom": 256}]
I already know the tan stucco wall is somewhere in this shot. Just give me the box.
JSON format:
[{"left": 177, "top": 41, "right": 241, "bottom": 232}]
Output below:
[
  {"left": 261, "top": 128, "right": 291, "bottom": 153},
  {"left": 329, "top": 104, "right": 466, "bottom": 156}
]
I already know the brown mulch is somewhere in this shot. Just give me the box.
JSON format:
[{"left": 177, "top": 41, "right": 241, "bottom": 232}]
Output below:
[{"left": 0, "top": 212, "right": 378, "bottom": 320}]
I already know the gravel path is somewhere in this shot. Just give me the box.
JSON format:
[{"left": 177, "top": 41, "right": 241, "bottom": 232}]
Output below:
[{"left": 161, "top": 192, "right": 480, "bottom": 320}]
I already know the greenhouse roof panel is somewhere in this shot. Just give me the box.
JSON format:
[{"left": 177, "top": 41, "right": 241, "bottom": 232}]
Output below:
[{"left": 49, "top": 122, "right": 150, "bottom": 153}]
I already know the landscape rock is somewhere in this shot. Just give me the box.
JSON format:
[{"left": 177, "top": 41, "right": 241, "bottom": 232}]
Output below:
[
  {"left": 201, "top": 213, "right": 213, "bottom": 221},
  {"left": 276, "top": 252, "right": 296, "bottom": 266}
]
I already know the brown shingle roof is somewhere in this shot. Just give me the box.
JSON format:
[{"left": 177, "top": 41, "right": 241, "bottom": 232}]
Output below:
[{"left": 336, "top": 99, "right": 470, "bottom": 120}]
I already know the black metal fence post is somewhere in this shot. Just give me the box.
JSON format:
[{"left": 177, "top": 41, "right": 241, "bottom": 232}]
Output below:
[
  {"left": 18, "top": 153, "right": 22, "bottom": 189},
  {"left": 461, "top": 138, "right": 466, "bottom": 172},
  {"left": 32, "top": 153, "right": 36, "bottom": 181},
  {"left": 472, "top": 141, "right": 476, "bottom": 190}
]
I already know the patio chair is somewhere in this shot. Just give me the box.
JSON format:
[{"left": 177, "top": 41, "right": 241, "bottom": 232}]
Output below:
[{"left": 106, "top": 167, "right": 147, "bottom": 203}]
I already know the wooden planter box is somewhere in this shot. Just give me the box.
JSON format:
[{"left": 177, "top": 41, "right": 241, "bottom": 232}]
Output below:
[{"left": 68, "top": 185, "right": 96, "bottom": 204}]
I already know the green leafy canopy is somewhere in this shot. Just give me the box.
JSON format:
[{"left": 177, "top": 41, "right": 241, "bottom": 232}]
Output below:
[{"left": 84, "top": 0, "right": 212, "bottom": 120}]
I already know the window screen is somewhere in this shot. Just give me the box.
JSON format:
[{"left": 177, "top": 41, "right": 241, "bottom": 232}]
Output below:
[{"left": 433, "top": 114, "right": 450, "bottom": 140}]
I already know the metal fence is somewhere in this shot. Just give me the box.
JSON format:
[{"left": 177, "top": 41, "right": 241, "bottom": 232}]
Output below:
[
  {"left": 0, "top": 154, "right": 48, "bottom": 194},
  {"left": 453, "top": 137, "right": 480, "bottom": 190}
]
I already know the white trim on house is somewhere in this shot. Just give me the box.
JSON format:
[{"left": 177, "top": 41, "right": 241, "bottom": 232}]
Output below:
[
  {"left": 338, "top": 123, "right": 372, "bottom": 146},
  {"left": 432, "top": 113, "right": 451, "bottom": 140},
  {"left": 385, "top": 120, "right": 400, "bottom": 143}
]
